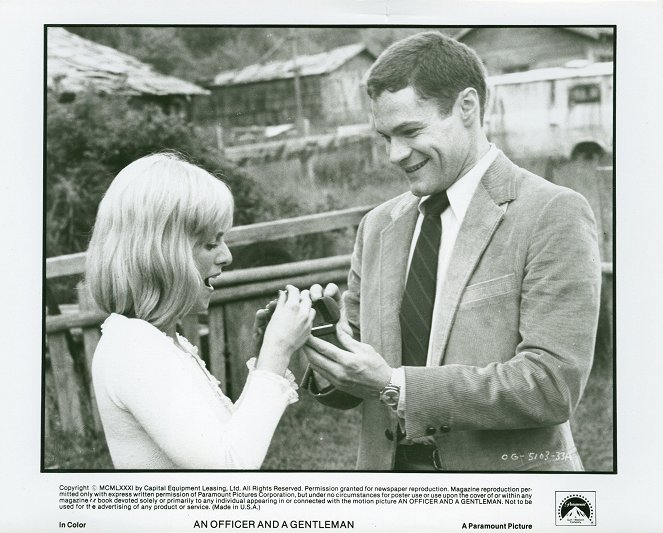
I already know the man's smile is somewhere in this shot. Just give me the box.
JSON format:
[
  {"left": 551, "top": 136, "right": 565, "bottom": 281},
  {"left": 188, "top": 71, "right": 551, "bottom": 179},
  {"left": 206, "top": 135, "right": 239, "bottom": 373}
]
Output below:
[{"left": 403, "top": 159, "right": 429, "bottom": 173}]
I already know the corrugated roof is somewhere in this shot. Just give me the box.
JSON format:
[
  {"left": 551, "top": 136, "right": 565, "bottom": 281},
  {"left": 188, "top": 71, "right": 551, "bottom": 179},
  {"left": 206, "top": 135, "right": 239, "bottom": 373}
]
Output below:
[
  {"left": 47, "top": 27, "right": 209, "bottom": 96},
  {"left": 455, "top": 27, "right": 612, "bottom": 42},
  {"left": 212, "top": 43, "right": 371, "bottom": 87},
  {"left": 488, "top": 61, "right": 613, "bottom": 86},
  {"left": 565, "top": 27, "right": 613, "bottom": 40}
]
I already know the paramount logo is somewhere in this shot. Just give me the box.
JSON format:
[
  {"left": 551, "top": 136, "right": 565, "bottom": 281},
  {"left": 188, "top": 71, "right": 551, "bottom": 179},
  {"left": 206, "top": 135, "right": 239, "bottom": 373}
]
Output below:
[{"left": 555, "top": 492, "right": 596, "bottom": 526}]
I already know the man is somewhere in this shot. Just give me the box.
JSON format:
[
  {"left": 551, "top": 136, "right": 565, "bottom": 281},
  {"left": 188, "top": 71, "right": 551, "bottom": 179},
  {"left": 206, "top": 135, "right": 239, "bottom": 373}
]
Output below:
[{"left": 303, "top": 31, "right": 601, "bottom": 471}]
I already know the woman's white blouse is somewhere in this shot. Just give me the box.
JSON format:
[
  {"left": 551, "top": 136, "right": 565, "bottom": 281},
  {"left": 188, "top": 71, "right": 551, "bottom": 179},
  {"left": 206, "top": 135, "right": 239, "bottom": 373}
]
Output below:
[{"left": 92, "top": 313, "right": 298, "bottom": 469}]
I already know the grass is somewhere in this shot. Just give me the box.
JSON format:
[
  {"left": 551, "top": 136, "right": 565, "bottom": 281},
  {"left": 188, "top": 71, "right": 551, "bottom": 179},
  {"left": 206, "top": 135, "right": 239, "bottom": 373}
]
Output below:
[
  {"left": 571, "top": 346, "right": 614, "bottom": 472},
  {"left": 44, "top": 426, "right": 113, "bottom": 470},
  {"left": 246, "top": 147, "right": 408, "bottom": 216},
  {"left": 262, "top": 393, "right": 361, "bottom": 471}
]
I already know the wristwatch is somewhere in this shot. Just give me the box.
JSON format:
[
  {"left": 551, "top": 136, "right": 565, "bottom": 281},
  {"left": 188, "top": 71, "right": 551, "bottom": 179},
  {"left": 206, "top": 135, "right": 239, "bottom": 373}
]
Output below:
[{"left": 379, "top": 383, "right": 400, "bottom": 410}]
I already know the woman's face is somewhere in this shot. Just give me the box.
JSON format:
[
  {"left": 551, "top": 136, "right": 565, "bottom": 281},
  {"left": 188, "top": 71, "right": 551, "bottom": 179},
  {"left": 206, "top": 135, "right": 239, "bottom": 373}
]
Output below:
[{"left": 192, "top": 229, "right": 233, "bottom": 312}]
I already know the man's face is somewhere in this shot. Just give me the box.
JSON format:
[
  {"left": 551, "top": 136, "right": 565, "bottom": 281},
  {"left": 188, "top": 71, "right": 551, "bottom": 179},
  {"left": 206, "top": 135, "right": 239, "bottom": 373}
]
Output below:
[{"left": 372, "top": 86, "right": 474, "bottom": 197}]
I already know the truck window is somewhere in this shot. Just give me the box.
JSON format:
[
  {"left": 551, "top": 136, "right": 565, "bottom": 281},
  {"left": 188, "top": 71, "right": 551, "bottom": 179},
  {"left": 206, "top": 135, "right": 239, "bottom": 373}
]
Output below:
[{"left": 569, "top": 83, "right": 601, "bottom": 105}]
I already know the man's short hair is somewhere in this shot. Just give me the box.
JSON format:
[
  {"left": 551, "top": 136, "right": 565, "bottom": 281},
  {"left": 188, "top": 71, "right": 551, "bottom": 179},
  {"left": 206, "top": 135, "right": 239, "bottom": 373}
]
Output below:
[
  {"left": 366, "top": 31, "right": 488, "bottom": 123},
  {"left": 85, "top": 153, "right": 234, "bottom": 331}
]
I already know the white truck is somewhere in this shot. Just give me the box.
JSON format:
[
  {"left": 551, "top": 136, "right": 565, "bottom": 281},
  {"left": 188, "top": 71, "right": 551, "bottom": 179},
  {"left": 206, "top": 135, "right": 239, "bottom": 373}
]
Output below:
[{"left": 484, "top": 61, "right": 613, "bottom": 160}]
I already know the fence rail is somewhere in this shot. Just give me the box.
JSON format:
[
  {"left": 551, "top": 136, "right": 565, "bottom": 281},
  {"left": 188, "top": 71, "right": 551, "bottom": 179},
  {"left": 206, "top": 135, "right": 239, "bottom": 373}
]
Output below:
[
  {"left": 46, "top": 255, "right": 353, "bottom": 334},
  {"left": 46, "top": 205, "right": 371, "bottom": 280}
]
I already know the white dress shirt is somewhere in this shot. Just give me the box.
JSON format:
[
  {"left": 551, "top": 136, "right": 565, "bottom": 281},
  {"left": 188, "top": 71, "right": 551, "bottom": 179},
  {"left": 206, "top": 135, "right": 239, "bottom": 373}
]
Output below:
[{"left": 392, "top": 144, "right": 498, "bottom": 417}]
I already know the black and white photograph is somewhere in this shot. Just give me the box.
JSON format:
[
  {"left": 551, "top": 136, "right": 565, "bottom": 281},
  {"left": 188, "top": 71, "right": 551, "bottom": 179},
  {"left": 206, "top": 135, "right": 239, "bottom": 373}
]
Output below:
[
  {"left": 42, "top": 25, "right": 615, "bottom": 473},
  {"left": 1, "top": 1, "right": 662, "bottom": 531}
]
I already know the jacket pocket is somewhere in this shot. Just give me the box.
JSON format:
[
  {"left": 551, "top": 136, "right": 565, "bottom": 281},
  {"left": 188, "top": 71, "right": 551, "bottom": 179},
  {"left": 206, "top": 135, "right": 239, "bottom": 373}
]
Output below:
[{"left": 460, "top": 273, "right": 516, "bottom": 306}]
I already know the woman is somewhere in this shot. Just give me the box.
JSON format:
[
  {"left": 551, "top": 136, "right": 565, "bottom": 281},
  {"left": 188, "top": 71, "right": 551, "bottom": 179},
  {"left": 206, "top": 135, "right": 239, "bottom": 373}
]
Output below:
[{"left": 87, "top": 153, "right": 314, "bottom": 469}]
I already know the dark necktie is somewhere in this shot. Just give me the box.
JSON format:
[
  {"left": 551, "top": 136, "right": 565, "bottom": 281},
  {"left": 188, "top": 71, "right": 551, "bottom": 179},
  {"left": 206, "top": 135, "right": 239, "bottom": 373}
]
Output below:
[{"left": 399, "top": 192, "right": 450, "bottom": 366}]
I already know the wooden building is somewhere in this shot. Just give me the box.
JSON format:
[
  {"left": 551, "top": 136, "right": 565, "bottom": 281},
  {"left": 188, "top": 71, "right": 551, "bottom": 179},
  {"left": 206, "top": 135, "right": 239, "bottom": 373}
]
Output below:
[
  {"left": 47, "top": 27, "right": 209, "bottom": 117},
  {"left": 204, "top": 43, "right": 376, "bottom": 130},
  {"left": 455, "top": 27, "right": 614, "bottom": 75}
]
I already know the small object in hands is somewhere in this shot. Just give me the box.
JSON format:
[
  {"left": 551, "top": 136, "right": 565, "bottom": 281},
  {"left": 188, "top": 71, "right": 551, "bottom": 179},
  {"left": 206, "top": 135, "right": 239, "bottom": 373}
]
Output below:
[
  {"left": 311, "top": 296, "right": 341, "bottom": 341},
  {"left": 306, "top": 296, "right": 341, "bottom": 394},
  {"left": 302, "top": 296, "right": 362, "bottom": 409},
  {"left": 308, "top": 297, "right": 342, "bottom": 394}
]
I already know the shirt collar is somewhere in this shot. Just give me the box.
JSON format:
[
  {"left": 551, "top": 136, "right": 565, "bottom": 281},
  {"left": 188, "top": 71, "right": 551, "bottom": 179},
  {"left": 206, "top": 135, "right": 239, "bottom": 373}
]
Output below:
[{"left": 418, "top": 143, "right": 498, "bottom": 223}]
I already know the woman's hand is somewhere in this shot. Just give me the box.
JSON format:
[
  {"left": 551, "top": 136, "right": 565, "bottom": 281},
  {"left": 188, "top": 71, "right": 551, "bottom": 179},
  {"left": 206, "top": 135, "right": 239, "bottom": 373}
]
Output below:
[{"left": 256, "top": 285, "right": 315, "bottom": 376}]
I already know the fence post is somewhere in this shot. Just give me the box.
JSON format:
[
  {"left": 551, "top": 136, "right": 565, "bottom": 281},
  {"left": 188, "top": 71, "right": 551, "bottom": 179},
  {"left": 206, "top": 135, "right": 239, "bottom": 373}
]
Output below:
[
  {"left": 216, "top": 124, "right": 225, "bottom": 156},
  {"left": 44, "top": 371, "right": 55, "bottom": 442},
  {"left": 299, "top": 119, "right": 315, "bottom": 185},
  {"left": 298, "top": 153, "right": 315, "bottom": 185},
  {"left": 596, "top": 166, "right": 613, "bottom": 263},
  {"left": 598, "top": 271, "right": 614, "bottom": 357},
  {"left": 369, "top": 137, "right": 379, "bottom": 169},
  {"left": 45, "top": 280, "right": 86, "bottom": 436},
  {"left": 223, "top": 298, "right": 266, "bottom": 400},
  {"left": 207, "top": 304, "right": 227, "bottom": 389},
  {"left": 595, "top": 165, "right": 613, "bottom": 359},
  {"left": 180, "top": 314, "right": 202, "bottom": 353},
  {"left": 77, "top": 282, "right": 103, "bottom": 433},
  {"left": 306, "top": 154, "right": 316, "bottom": 184},
  {"left": 48, "top": 332, "right": 86, "bottom": 435}
]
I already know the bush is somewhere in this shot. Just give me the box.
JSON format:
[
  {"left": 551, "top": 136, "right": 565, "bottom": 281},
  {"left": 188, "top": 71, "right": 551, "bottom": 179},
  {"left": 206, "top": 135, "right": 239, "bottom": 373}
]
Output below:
[
  {"left": 46, "top": 91, "right": 278, "bottom": 258},
  {"left": 314, "top": 150, "right": 368, "bottom": 190}
]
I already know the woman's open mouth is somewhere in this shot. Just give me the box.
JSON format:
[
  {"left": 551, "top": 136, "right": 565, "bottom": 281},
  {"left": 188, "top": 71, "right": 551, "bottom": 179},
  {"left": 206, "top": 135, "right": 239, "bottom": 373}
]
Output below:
[{"left": 204, "top": 273, "right": 222, "bottom": 291}]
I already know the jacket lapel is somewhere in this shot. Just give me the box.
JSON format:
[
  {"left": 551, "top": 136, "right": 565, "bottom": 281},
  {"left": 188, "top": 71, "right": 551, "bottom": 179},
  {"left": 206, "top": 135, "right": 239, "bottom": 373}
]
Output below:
[
  {"left": 378, "top": 195, "right": 419, "bottom": 366},
  {"left": 430, "top": 151, "right": 518, "bottom": 365}
]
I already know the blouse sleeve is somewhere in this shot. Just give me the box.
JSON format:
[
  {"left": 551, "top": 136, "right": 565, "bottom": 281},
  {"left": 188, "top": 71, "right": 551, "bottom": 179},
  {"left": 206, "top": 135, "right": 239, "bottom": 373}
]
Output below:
[
  {"left": 236, "top": 357, "right": 299, "bottom": 406},
  {"left": 109, "top": 335, "right": 298, "bottom": 470}
]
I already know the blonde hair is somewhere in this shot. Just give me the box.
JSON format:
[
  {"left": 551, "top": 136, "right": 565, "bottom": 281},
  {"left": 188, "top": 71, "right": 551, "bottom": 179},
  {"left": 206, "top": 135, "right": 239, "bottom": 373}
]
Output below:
[{"left": 85, "top": 153, "right": 234, "bottom": 330}]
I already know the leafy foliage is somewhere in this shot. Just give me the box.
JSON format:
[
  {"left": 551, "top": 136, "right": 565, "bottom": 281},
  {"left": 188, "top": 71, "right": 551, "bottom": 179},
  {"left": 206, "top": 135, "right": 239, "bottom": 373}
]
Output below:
[{"left": 46, "top": 91, "right": 276, "bottom": 257}]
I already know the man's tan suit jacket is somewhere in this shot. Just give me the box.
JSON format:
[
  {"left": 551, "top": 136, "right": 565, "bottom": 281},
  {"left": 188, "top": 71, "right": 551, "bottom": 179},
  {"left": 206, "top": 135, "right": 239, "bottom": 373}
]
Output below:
[{"left": 315, "top": 151, "right": 602, "bottom": 471}]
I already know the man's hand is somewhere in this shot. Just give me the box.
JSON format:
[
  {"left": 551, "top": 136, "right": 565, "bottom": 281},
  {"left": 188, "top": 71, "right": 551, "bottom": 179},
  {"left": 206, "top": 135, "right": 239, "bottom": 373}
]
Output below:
[
  {"left": 302, "top": 325, "right": 392, "bottom": 399},
  {"left": 308, "top": 282, "right": 353, "bottom": 337},
  {"left": 309, "top": 283, "right": 340, "bottom": 304}
]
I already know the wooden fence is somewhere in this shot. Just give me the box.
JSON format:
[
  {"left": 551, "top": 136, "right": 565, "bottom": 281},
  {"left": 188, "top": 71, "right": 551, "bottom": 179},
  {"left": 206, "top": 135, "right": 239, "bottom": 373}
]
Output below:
[
  {"left": 45, "top": 206, "right": 370, "bottom": 437},
  {"left": 45, "top": 194, "right": 614, "bottom": 438}
]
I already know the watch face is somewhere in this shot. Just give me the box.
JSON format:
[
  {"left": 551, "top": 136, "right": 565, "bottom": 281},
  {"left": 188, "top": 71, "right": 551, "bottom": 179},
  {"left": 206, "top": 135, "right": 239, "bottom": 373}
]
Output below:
[{"left": 382, "top": 388, "right": 399, "bottom": 406}]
